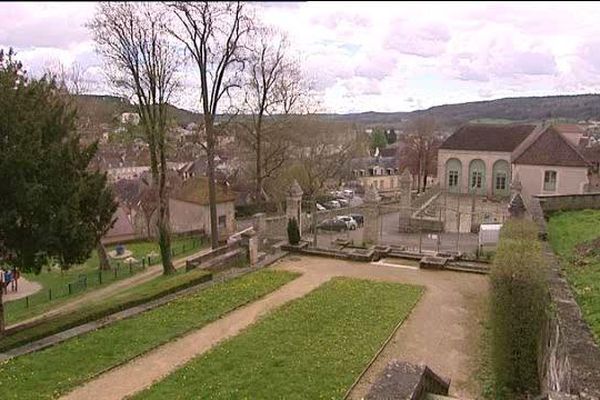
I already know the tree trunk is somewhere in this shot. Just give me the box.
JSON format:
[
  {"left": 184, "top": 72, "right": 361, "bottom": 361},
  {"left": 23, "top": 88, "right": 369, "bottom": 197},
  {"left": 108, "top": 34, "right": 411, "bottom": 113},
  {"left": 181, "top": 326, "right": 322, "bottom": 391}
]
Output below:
[
  {"left": 206, "top": 123, "right": 220, "bottom": 249},
  {"left": 256, "top": 130, "right": 263, "bottom": 202},
  {"left": 422, "top": 172, "right": 428, "bottom": 193},
  {"left": 158, "top": 150, "right": 175, "bottom": 275},
  {"left": 0, "top": 288, "right": 4, "bottom": 335},
  {"left": 97, "top": 241, "right": 111, "bottom": 271}
]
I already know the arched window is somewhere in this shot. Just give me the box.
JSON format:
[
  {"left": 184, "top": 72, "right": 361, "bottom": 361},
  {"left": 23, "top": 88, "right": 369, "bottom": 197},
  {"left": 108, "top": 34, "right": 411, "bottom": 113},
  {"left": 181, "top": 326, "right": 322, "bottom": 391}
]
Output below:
[
  {"left": 445, "top": 158, "right": 462, "bottom": 193},
  {"left": 492, "top": 160, "right": 510, "bottom": 196},
  {"left": 468, "top": 159, "right": 486, "bottom": 195}
]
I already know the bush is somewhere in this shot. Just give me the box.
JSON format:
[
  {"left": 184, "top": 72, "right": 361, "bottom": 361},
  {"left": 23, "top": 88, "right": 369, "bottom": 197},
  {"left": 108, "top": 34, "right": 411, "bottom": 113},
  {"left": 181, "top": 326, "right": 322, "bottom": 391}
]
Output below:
[
  {"left": 489, "top": 219, "right": 549, "bottom": 398},
  {"left": 287, "top": 218, "right": 300, "bottom": 245}
]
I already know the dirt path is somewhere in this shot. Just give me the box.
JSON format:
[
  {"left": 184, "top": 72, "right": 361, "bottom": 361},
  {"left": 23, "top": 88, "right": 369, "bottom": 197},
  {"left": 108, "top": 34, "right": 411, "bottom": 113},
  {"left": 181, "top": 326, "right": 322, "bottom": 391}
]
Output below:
[
  {"left": 62, "top": 269, "right": 332, "bottom": 400},
  {"left": 8, "top": 248, "right": 211, "bottom": 330},
  {"left": 2, "top": 277, "right": 42, "bottom": 303},
  {"left": 62, "top": 255, "right": 488, "bottom": 400}
]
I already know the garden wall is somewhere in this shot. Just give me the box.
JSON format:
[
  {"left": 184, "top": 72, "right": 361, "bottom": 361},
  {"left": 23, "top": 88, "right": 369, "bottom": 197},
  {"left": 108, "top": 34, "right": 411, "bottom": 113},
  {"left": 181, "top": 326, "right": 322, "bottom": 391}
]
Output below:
[{"left": 528, "top": 194, "right": 600, "bottom": 399}]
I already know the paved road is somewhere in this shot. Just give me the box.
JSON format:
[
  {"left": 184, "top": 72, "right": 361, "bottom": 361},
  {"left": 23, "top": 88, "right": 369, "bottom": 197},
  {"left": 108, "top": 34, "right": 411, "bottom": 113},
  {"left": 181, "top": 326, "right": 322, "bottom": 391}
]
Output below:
[{"left": 62, "top": 255, "right": 488, "bottom": 400}]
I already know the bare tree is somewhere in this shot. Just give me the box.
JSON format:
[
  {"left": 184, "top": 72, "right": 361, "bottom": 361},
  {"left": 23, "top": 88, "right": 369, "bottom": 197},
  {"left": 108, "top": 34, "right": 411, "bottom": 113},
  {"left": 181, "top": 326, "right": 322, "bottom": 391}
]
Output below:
[
  {"left": 168, "top": 1, "right": 252, "bottom": 249},
  {"left": 399, "top": 117, "right": 441, "bottom": 193},
  {"left": 44, "top": 61, "right": 89, "bottom": 95},
  {"left": 236, "top": 27, "right": 309, "bottom": 202},
  {"left": 89, "top": 2, "right": 179, "bottom": 274}
]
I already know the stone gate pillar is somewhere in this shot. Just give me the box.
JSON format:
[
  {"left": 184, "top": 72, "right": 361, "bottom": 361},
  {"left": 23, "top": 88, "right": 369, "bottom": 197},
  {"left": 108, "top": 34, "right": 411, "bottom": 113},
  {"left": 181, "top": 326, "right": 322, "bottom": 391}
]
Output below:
[
  {"left": 363, "top": 184, "right": 381, "bottom": 245},
  {"left": 398, "top": 169, "right": 413, "bottom": 232},
  {"left": 286, "top": 180, "right": 303, "bottom": 236}
]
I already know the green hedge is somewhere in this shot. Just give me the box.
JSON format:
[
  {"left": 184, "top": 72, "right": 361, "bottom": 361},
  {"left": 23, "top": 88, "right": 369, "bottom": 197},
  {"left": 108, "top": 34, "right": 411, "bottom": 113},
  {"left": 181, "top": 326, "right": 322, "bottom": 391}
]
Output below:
[
  {"left": 489, "top": 219, "right": 549, "bottom": 398},
  {"left": 0, "top": 270, "right": 213, "bottom": 352}
]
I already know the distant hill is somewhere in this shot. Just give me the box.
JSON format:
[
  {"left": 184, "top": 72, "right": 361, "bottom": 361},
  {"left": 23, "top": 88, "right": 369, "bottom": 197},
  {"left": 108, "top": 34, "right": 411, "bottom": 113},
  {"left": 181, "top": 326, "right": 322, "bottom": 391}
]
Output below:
[
  {"left": 75, "top": 93, "right": 600, "bottom": 131},
  {"left": 74, "top": 94, "right": 199, "bottom": 127},
  {"left": 324, "top": 94, "right": 600, "bottom": 128}
]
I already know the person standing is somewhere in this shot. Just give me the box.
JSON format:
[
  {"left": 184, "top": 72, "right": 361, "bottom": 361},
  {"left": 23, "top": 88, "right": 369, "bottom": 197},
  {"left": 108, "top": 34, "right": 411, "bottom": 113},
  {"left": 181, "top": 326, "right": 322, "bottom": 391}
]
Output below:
[
  {"left": 4, "top": 269, "right": 12, "bottom": 293},
  {"left": 11, "top": 267, "right": 19, "bottom": 292}
]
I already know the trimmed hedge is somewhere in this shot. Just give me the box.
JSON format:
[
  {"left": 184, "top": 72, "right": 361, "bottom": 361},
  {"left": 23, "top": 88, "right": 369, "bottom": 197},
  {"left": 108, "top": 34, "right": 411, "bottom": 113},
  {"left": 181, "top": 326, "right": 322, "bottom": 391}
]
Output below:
[
  {"left": 0, "top": 270, "right": 213, "bottom": 352},
  {"left": 287, "top": 218, "right": 300, "bottom": 245},
  {"left": 489, "top": 219, "right": 549, "bottom": 398}
]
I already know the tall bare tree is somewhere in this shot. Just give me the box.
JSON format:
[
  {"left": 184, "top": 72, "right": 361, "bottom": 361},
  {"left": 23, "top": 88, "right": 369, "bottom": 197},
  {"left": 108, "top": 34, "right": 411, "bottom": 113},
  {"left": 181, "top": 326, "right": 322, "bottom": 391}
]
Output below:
[
  {"left": 399, "top": 117, "right": 441, "bottom": 193},
  {"left": 89, "top": 2, "right": 179, "bottom": 274},
  {"left": 237, "top": 27, "right": 308, "bottom": 202},
  {"left": 168, "top": 1, "right": 252, "bottom": 249}
]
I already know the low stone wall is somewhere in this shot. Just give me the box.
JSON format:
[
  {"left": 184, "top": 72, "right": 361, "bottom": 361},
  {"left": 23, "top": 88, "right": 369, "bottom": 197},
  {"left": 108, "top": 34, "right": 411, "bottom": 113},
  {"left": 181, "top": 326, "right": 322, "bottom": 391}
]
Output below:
[
  {"left": 534, "top": 192, "right": 600, "bottom": 213},
  {"left": 527, "top": 194, "right": 600, "bottom": 399}
]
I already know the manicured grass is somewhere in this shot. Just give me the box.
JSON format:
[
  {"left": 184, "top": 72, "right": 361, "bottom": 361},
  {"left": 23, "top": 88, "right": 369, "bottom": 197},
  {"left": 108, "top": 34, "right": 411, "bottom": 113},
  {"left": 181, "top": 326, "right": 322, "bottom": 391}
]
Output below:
[
  {"left": 135, "top": 277, "right": 423, "bottom": 400},
  {"left": 5, "top": 236, "right": 205, "bottom": 324},
  {"left": 0, "top": 269, "right": 299, "bottom": 400},
  {"left": 0, "top": 267, "right": 214, "bottom": 352},
  {"left": 548, "top": 209, "right": 600, "bottom": 342}
]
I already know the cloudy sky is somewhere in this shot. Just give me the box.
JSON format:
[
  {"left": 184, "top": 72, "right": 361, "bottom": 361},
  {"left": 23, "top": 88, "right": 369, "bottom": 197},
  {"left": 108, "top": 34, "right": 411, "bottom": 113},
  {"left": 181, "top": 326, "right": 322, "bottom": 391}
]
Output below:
[{"left": 2, "top": 1, "right": 600, "bottom": 113}]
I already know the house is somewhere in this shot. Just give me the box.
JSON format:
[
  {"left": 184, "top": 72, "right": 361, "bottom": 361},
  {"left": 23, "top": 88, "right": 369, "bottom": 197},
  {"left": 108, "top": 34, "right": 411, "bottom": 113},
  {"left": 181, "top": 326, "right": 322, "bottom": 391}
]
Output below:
[
  {"left": 437, "top": 122, "right": 594, "bottom": 204},
  {"left": 167, "top": 177, "right": 237, "bottom": 240},
  {"left": 120, "top": 112, "right": 140, "bottom": 125},
  {"left": 351, "top": 156, "right": 401, "bottom": 193}
]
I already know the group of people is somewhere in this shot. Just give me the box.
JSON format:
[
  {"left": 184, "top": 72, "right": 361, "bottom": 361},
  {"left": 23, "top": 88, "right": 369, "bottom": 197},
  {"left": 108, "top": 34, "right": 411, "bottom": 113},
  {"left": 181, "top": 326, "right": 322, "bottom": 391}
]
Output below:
[{"left": 0, "top": 267, "right": 20, "bottom": 294}]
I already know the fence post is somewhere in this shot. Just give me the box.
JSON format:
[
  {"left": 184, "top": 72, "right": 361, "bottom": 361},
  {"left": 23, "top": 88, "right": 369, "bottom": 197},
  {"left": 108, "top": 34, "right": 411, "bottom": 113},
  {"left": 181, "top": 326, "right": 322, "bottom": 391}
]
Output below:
[
  {"left": 84, "top": 276, "right": 87, "bottom": 289},
  {"left": 26, "top": 296, "right": 29, "bottom": 308},
  {"left": 114, "top": 268, "right": 118, "bottom": 280},
  {"left": 99, "top": 270, "right": 102, "bottom": 285},
  {"left": 129, "top": 260, "right": 132, "bottom": 275},
  {"left": 68, "top": 283, "right": 72, "bottom": 295},
  {"left": 142, "top": 258, "right": 145, "bottom": 268},
  {"left": 49, "top": 288, "right": 52, "bottom": 301},
  {"left": 147, "top": 255, "right": 151, "bottom": 266}
]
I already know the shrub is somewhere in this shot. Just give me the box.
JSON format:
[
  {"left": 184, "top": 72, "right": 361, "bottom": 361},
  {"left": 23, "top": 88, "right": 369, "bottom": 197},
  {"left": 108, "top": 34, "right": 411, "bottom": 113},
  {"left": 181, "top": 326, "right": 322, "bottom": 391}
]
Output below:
[
  {"left": 287, "top": 218, "right": 300, "bottom": 245},
  {"left": 489, "top": 219, "right": 549, "bottom": 398}
]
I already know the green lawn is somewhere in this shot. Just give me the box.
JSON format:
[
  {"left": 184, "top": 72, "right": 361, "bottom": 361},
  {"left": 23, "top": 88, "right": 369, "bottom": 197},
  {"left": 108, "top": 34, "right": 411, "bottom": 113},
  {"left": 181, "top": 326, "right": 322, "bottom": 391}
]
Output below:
[
  {"left": 135, "top": 277, "right": 423, "bottom": 400},
  {"left": 548, "top": 209, "right": 600, "bottom": 342},
  {"left": 5, "top": 236, "right": 205, "bottom": 324},
  {"left": 0, "top": 269, "right": 299, "bottom": 400}
]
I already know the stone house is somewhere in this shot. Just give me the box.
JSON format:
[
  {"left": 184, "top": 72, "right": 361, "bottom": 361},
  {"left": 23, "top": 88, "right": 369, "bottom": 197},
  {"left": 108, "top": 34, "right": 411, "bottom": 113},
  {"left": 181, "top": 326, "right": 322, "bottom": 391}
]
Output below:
[
  {"left": 438, "top": 122, "right": 595, "bottom": 205},
  {"left": 351, "top": 156, "right": 401, "bottom": 193}
]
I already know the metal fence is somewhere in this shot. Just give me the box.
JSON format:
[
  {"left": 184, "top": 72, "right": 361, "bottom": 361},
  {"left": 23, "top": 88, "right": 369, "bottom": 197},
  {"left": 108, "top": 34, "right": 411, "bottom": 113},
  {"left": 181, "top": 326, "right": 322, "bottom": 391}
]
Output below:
[{"left": 5, "top": 238, "right": 203, "bottom": 314}]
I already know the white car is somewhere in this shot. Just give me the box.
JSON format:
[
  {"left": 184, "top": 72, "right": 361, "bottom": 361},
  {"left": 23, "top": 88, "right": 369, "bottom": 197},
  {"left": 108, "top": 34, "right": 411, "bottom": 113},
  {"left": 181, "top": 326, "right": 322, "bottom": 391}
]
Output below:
[
  {"left": 326, "top": 200, "right": 341, "bottom": 209},
  {"left": 342, "top": 189, "right": 354, "bottom": 198},
  {"left": 316, "top": 203, "right": 326, "bottom": 211},
  {"left": 336, "top": 198, "right": 349, "bottom": 207},
  {"left": 336, "top": 215, "right": 358, "bottom": 230}
]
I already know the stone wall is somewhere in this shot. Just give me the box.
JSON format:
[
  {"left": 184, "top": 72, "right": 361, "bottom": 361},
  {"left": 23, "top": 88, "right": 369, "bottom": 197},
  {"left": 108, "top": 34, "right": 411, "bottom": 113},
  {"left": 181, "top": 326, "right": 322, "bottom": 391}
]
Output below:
[{"left": 528, "top": 194, "right": 600, "bottom": 399}]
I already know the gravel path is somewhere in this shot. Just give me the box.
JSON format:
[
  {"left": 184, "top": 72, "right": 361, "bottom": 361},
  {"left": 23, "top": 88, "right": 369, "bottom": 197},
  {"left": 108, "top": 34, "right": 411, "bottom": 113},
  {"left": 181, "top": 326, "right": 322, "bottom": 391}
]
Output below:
[
  {"left": 61, "top": 255, "right": 488, "bottom": 400},
  {"left": 1, "top": 277, "right": 42, "bottom": 303}
]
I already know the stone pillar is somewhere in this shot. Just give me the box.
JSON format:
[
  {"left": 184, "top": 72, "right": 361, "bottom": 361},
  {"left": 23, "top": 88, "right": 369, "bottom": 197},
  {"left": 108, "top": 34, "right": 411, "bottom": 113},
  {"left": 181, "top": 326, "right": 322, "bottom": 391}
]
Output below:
[
  {"left": 509, "top": 173, "right": 526, "bottom": 219},
  {"left": 252, "top": 212, "right": 266, "bottom": 239},
  {"left": 286, "top": 180, "right": 303, "bottom": 236},
  {"left": 398, "top": 169, "right": 413, "bottom": 232},
  {"left": 363, "top": 184, "right": 381, "bottom": 245},
  {"left": 241, "top": 229, "right": 259, "bottom": 266}
]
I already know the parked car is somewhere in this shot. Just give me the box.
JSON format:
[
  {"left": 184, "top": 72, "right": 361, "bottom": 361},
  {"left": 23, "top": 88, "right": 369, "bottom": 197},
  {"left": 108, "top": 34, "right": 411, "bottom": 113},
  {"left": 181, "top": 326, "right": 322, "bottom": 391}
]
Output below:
[
  {"left": 317, "top": 218, "right": 348, "bottom": 232},
  {"left": 316, "top": 203, "right": 326, "bottom": 211},
  {"left": 349, "top": 213, "right": 364, "bottom": 227},
  {"left": 342, "top": 189, "right": 354, "bottom": 198},
  {"left": 337, "top": 198, "right": 349, "bottom": 207},
  {"left": 325, "top": 200, "right": 341, "bottom": 209},
  {"left": 336, "top": 215, "right": 358, "bottom": 230}
]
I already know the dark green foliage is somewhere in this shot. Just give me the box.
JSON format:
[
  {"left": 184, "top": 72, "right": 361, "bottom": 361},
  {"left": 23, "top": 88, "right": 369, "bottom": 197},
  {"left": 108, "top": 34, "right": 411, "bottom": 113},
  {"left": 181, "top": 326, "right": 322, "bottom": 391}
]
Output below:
[
  {"left": 287, "top": 217, "right": 300, "bottom": 245},
  {"left": 370, "top": 128, "right": 388, "bottom": 151},
  {"left": 235, "top": 201, "right": 280, "bottom": 218},
  {"left": 0, "top": 49, "right": 116, "bottom": 273},
  {"left": 489, "top": 219, "right": 549, "bottom": 398}
]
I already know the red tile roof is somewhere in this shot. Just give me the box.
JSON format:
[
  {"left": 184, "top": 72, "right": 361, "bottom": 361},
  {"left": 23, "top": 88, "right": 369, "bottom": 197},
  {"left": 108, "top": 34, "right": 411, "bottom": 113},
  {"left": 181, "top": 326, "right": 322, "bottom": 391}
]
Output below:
[
  {"left": 513, "top": 126, "right": 589, "bottom": 167},
  {"left": 440, "top": 123, "right": 536, "bottom": 152}
]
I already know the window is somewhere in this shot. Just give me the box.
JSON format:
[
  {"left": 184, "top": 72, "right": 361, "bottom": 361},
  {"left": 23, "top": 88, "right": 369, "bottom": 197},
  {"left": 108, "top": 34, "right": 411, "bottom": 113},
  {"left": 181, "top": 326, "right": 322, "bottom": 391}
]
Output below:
[
  {"left": 218, "top": 215, "right": 226, "bottom": 228},
  {"left": 495, "top": 172, "right": 507, "bottom": 191},
  {"left": 471, "top": 171, "right": 483, "bottom": 189},
  {"left": 543, "top": 170, "right": 557, "bottom": 191},
  {"left": 448, "top": 170, "right": 459, "bottom": 187}
]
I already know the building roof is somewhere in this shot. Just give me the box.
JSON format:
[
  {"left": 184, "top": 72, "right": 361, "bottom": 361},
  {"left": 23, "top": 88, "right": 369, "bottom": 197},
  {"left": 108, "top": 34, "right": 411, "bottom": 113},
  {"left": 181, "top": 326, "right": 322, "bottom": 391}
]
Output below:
[
  {"left": 171, "top": 176, "right": 236, "bottom": 206},
  {"left": 350, "top": 156, "right": 398, "bottom": 171},
  {"left": 440, "top": 123, "right": 536, "bottom": 152},
  {"left": 513, "top": 126, "right": 589, "bottom": 167},
  {"left": 104, "top": 207, "right": 135, "bottom": 239}
]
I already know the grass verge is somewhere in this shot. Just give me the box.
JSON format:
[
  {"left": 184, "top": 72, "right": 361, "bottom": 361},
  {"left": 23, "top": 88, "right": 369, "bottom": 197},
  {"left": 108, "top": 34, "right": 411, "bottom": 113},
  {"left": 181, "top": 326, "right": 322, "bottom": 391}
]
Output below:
[
  {"left": 0, "top": 269, "right": 299, "bottom": 400},
  {"left": 134, "top": 277, "right": 423, "bottom": 400},
  {"left": 547, "top": 209, "right": 600, "bottom": 342}
]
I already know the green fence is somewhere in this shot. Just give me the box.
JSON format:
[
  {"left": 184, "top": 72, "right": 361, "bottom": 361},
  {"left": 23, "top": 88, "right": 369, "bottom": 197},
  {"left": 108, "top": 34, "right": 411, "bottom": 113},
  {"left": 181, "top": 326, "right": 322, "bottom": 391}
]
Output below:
[{"left": 5, "top": 238, "right": 203, "bottom": 315}]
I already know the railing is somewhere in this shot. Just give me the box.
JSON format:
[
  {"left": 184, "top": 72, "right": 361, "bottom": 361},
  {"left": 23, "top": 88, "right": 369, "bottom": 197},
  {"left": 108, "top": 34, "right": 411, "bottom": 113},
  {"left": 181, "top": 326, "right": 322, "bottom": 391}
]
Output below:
[{"left": 5, "top": 238, "right": 203, "bottom": 315}]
